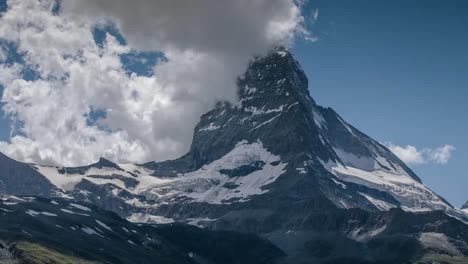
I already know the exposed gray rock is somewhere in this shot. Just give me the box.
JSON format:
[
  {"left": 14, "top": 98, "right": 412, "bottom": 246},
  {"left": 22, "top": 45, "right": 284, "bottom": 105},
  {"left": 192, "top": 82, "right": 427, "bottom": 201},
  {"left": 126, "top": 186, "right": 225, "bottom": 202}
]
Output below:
[{"left": 0, "top": 153, "right": 58, "bottom": 197}]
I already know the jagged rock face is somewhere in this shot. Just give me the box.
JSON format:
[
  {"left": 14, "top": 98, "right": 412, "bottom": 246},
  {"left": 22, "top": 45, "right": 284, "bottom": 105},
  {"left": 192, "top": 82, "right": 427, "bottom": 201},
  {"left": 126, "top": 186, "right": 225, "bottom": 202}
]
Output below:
[
  {"left": 0, "top": 153, "right": 58, "bottom": 197},
  {"left": 462, "top": 201, "right": 468, "bottom": 210}
]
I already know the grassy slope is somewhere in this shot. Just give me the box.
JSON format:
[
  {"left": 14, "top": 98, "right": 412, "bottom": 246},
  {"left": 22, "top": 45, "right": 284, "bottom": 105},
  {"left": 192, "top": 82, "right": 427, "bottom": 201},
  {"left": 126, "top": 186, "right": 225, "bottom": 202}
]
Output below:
[
  {"left": 414, "top": 254, "right": 468, "bottom": 264},
  {"left": 13, "top": 242, "right": 100, "bottom": 264}
]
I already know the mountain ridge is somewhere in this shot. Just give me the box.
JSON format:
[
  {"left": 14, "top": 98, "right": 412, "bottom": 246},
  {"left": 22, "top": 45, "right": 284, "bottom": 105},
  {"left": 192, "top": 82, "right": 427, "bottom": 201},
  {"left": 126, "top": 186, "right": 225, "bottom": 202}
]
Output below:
[{"left": 462, "top": 200, "right": 468, "bottom": 210}]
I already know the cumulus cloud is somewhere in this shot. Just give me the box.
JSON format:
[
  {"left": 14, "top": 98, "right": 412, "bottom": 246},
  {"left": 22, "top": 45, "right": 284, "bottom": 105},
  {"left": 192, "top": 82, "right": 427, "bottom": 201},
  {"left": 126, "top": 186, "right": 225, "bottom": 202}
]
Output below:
[
  {"left": 428, "top": 145, "right": 456, "bottom": 164},
  {"left": 386, "top": 144, "right": 425, "bottom": 165},
  {"left": 386, "top": 143, "right": 455, "bottom": 165},
  {"left": 64, "top": 0, "right": 309, "bottom": 51},
  {"left": 0, "top": 0, "right": 313, "bottom": 166}
]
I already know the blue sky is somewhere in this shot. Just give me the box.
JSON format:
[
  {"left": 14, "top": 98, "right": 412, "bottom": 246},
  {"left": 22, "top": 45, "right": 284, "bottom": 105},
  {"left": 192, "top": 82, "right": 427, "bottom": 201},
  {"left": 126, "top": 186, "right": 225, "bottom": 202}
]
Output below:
[
  {"left": 293, "top": 0, "right": 468, "bottom": 206},
  {"left": 0, "top": 0, "right": 466, "bottom": 206}
]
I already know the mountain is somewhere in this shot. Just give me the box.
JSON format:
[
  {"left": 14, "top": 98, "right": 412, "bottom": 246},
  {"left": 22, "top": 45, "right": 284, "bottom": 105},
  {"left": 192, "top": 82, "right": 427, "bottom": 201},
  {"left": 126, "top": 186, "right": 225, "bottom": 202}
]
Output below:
[
  {"left": 0, "top": 48, "right": 468, "bottom": 263},
  {"left": 28, "top": 48, "right": 455, "bottom": 220},
  {"left": 0, "top": 194, "right": 284, "bottom": 264},
  {"left": 462, "top": 201, "right": 468, "bottom": 211}
]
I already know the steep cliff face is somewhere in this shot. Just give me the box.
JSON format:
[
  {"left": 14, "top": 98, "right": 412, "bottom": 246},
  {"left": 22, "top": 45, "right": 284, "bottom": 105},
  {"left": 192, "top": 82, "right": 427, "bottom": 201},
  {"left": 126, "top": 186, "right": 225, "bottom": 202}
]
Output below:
[{"left": 0, "top": 152, "right": 59, "bottom": 197}]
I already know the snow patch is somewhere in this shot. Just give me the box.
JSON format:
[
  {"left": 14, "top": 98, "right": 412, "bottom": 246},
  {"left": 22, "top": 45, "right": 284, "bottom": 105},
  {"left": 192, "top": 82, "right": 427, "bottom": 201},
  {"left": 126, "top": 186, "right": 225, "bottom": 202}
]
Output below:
[
  {"left": 69, "top": 203, "right": 91, "bottom": 212},
  {"left": 296, "top": 168, "right": 307, "bottom": 174},
  {"left": 277, "top": 51, "right": 287, "bottom": 57},
  {"left": 25, "top": 210, "right": 40, "bottom": 217},
  {"left": 331, "top": 178, "right": 346, "bottom": 189},
  {"left": 199, "top": 122, "right": 221, "bottom": 132},
  {"left": 359, "top": 192, "right": 397, "bottom": 211},
  {"left": 21, "top": 230, "right": 33, "bottom": 237},
  {"left": 349, "top": 225, "right": 387, "bottom": 242},
  {"left": 419, "top": 232, "right": 461, "bottom": 255},
  {"left": 250, "top": 113, "right": 281, "bottom": 131},
  {"left": 244, "top": 105, "right": 285, "bottom": 116},
  {"left": 35, "top": 141, "right": 286, "bottom": 210},
  {"left": 36, "top": 166, "right": 84, "bottom": 191},
  {"left": 244, "top": 85, "right": 257, "bottom": 95},
  {"left": 312, "top": 109, "right": 326, "bottom": 128},
  {"left": 95, "top": 220, "right": 113, "bottom": 231},
  {"left": 127, "top": 213, "right": 175, "bottom": 224},
  {"left": 179, "top": 141, "right": 287, "bottom": 204},
  {"left": 41, "top": 211, "right": 58, "bottom": 217},
  {"left": 81, "top": 226, "right": 102, "bottom": 237},
  {"left": 187, "top": 217, "right": 216, "bottom": 228},
  {"left": 319, "top": 155, "right": 451, "bottom": 211},
  {"left": 26, "top": 210, "right": 57, "bottom": 217},
  {"left": 61, "top": 208, "right": 90, "bottom": 216},
  {"left": 141, "top": 141, "right": 287, "bottom": 205},
  {"left": 337, "top": 116, "right": 357, "bottom": 137},
  {"left": 0, "top": 208, "right": 12, "bottom": 213}
]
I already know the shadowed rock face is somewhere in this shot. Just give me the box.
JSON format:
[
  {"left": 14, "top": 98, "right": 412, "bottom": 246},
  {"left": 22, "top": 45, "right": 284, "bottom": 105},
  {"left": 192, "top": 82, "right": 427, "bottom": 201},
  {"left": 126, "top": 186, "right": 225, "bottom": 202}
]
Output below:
[
  {"left": 0, "top": 153, "right": 58, "bottom": 197},
  {"left": 462, "top": 201, "right": 468, "bottom": 210}
]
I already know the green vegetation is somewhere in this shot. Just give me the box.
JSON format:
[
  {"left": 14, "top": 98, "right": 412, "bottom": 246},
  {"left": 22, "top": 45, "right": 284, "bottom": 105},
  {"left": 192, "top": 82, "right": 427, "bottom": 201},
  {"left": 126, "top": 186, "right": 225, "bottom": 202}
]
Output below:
[
  {"left": 13, "top": 242, "right": 100, "bottom": 264},
  {"left": 414, "top": 253, "right": 468, "bottom": 264}
]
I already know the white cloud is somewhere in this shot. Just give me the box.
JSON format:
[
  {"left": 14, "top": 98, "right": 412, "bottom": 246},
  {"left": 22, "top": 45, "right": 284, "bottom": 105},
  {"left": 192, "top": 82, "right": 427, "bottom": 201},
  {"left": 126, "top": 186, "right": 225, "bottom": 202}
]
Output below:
[
  {"left": 0, "top": 0, "right": 313, "bottom": 166},
  {"left": 386, "top": 144, "right": 425, "bottom": 165},
  {"left": 428, "top": 145, "right": 456, "bottom": 164},
  {"left": 386, "top": 143, "right": 455, "bottom": 166},
  {"left": 62, "top": 0, "right": 310, "bottom": 53}
]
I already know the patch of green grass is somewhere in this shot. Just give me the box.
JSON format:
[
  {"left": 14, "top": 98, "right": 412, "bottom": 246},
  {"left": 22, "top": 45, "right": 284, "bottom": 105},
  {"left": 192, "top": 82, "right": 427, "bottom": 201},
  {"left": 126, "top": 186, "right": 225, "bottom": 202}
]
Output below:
[
  {"left": 414, "top": 253, "right": 468, "bottom": 264},
  {"left": 13, "top": 242, "right": 100, "bottom": 264}
]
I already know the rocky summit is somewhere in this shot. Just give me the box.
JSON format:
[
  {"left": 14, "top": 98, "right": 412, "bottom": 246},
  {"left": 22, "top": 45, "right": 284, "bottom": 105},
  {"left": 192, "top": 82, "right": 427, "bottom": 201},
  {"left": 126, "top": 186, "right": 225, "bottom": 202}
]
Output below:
[{"left": 1, "top": 48, "right": 468, "bottom": 263}]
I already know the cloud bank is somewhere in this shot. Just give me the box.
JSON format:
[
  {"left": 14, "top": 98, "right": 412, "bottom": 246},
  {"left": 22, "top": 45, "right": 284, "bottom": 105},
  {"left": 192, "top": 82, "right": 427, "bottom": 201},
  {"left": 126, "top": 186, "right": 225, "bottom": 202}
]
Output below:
[
  {"left": 386, "top": 143, "right": 455, "bottom": 165},
  {"left": 0, "top": 0, "right": 313, "bottom": 166}
]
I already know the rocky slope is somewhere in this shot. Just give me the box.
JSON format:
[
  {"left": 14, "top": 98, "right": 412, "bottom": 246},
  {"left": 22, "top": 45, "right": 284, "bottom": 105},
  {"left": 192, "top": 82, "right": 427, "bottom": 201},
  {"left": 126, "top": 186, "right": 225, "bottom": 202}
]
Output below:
[
  {"left": 0, "top": 194, "right": 284, "bottom": 264},
  {"left": 1, "top": 195, "right": 468, "bottom": 264}
]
